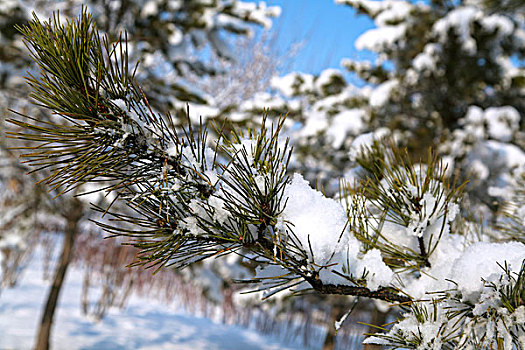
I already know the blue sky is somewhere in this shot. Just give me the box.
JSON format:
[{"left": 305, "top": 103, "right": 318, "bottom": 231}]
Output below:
[{"left": 262, "top": 0, "right": 376, "bottom": 75}]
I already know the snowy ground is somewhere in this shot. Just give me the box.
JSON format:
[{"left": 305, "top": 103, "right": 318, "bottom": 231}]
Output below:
[{"left": 0, "top": 249, "right": 300, "bottom": 350}]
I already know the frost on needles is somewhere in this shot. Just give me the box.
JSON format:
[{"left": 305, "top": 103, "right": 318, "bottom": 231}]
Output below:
[{"left": 8, "top": 10, "right": 525, "bottom": 349}]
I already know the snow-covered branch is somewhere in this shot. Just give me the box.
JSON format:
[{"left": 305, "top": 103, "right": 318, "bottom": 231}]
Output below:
[{"left": 7, "top": 7, "right": 525, "bottom": 349}]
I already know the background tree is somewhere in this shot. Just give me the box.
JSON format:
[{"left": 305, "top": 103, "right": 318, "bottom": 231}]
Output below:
[{"left": 238, "top": 0, "right": 525, "bottom": 199}]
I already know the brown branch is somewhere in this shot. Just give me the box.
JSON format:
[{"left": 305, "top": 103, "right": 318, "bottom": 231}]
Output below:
[
  {"left": 418, "top": 236, "right": 431, "bottom": 268},
  {"left": 305, "top": 276, "right": 411, "bottom": 303},
  {"left": 250, "top": 235, "right": 412, "bottom": 304}
]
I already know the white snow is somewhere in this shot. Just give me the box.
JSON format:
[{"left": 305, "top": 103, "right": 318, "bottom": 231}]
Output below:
[
  {"left": 0, "top": 232, "right": 26, "bottom": 251},
  {"left": 449, "top": 241, "right": 525, "bottom": 302},
  {"left": 271, "top": 72, "right": 314, "bottom": 97},
  {"left": 348, "top": 128, "right": 390, "bottom": 161},
  {"left": 0, "top": 248, "right": 299, "bottom": 350},
  {"left": 167, "top": 23, "right": 183, "bottom": 46},
  {"left": 433, "top": 6, "right": 479, "bottom": 54},
  {"left": 184, "top": 104, "right": 220, "bottom": 124},
  {"left": 355, "top": 25, "right": 407, "bottom": 52},
  {"left": 369, "top": 80, "right": 398, "bottom": 108},
  {"left": 461, "top": 106, "right": 521, "bottom": 142},
  {"left": 234, "top": 2, "right": 281, "bottom": 29},
  {"left": 353, "top": 249, "right": 393, "bottom": 290},
  {"left": 336, "top": 0, "right": 416, "bottom": 26},
  {"left": 327, "top": 109, "right": 367, "bottom": 148},
  {"left": 374, "top": 1, "right": 412, "bottom": 26},
  {"left": 335, "top": 0, "right": 384, "bottom": 13},
  {"left": 140, "top": 0, "right": 159, "bottom": 17},
  {"left": 298, "top": 112, "right": 329, "bottom": 139},
  {"left": 239, "top": 92, "right": 289, "bottom": 111},
  {"left": 412, "top": 44, "right": 441, "bottom": 71},
  {"left": 484, "top": 140, "right": 525, "bottom": 170},
  {"left": 314, "top": 69, "right": 344, "bottom": 95},
  {"left": 484, "top": 107, "right": 521, "bottom": 142},
  {"left": 281, "top": 174, "right": 349, "bottom": 264},
  {"left": 480, "top": 14, "right": 514, "bottom": 37}
]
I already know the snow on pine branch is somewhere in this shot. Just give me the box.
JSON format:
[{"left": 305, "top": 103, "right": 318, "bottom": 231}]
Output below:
[
  {"left": 364, "top": 245, "right": 525, "bottom": 349},
  {"left": 8, "top": 11, "right": 413, "bottom": 302},
  {"left": 7, "top": 9, "right": 525, "bottom": 347}
]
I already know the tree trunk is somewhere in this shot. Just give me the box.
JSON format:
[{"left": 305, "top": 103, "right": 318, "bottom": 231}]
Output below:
[
  {"left": 322, "top": 304, "right": 341, "bottom": 350},
  {"left": 364, "top": 306, "right": 388, "bottom": 350},
  {"left": 322, "top": 329, "right": 336, "bottom": 350},
  {"left": 34, "top": 200, "right": 82, "bottom": 350}
]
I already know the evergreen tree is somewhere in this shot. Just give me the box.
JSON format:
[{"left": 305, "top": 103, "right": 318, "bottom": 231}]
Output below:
[
  {"left": 252, "top": 0, "right": 524, "bottom": 204},
  {"left": 338, "top": 0, "right": 525, "bottom": 219},
  {"left": 9, "top": 10, "right": 524, "bottom": 349}
]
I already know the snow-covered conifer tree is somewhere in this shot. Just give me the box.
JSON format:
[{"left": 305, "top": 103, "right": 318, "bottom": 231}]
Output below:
[
  {"left": 246, "top": 0, "right": 525, "bottom": 206},
  {"left": 9, "top": 10, "right": 524, "bottom": 349}
]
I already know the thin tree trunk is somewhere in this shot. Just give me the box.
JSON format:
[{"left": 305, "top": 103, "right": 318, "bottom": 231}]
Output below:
[
  {"left": 364, "top": 307, "right": 387, "bottom": 350},
  {"left": 34, "top": 200, "right": 82, "bottom": 350},
  {"left": 322, "top": 304, "right": 341, "bottom": 350},
  {"left": 322, "top": 329, "right": 336, "bottom": 350}
]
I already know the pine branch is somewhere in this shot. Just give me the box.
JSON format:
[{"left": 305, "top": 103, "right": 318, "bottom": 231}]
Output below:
[
  {"left": 304, "top": 276, "right": 411, "bottom": 303},
  {"left": 9, "top": 10, "right": 421, "bottom": 305}
]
